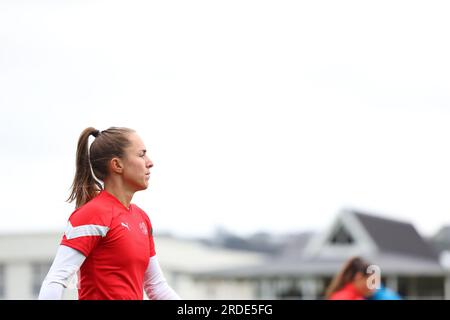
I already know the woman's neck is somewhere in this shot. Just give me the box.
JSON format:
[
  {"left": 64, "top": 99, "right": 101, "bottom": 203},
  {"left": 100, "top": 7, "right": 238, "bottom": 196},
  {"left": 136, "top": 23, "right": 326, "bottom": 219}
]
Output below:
[{"left": 104, "top": 184, "right": 134, "bottom": 210}]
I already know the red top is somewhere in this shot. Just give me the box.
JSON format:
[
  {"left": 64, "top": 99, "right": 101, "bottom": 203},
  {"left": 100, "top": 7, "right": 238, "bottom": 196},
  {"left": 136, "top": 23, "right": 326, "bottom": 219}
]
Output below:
[
  {"left": 329, "top": 283, "right": 365, "bottom": 300},
  {"left": 61, "top": 190, "right": 156, "bottom": 300}
]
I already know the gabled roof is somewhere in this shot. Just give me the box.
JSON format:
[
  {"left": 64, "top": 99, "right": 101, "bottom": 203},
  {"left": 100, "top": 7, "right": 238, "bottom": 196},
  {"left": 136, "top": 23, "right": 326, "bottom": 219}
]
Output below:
[
  {"left": 194, "top": 210, "right": 444, "bottom": 279},
  {"left": 353, "top": 211, "right": 438, "bottom": 260},
  {"left": 303, "top": 209, "right": 439, "bottom": 262}
]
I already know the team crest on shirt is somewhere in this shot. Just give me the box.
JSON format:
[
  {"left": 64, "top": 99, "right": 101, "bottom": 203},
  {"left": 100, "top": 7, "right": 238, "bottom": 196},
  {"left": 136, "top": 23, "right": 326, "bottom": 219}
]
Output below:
[{"left": 139, "top": 222, "right": 148, "bottom": 235}]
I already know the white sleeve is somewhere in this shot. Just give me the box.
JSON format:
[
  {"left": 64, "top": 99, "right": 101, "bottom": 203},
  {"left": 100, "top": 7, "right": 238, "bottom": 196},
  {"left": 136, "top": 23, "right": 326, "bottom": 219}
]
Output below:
[
  {"left": 143, "top": 256, "right": 181, "bottom": 300},
  {"left": 38, "top": 245, "right": 86, "bottom": 300}
]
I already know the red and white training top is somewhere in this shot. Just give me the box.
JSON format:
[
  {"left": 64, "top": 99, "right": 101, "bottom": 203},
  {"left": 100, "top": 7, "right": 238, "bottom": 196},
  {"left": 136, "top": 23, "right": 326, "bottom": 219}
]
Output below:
[{"left": 61, "top": 190, "right": 156, "bottom": 300}]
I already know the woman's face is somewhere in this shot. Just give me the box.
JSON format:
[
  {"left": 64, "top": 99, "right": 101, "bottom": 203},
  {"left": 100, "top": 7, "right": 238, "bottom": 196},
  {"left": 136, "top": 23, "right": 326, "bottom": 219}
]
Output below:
[
  {"left": 353, "top": 272, "right": 376, "bottom": 297},
  {"left": 121, "top": 132, "right": 153, "bottom": 192}
]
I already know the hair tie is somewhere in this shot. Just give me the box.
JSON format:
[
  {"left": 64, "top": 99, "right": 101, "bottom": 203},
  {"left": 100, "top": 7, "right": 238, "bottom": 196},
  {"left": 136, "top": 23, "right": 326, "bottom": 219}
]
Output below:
[{"left": 92, "top": 129, "right": 100, "bottom": 138}]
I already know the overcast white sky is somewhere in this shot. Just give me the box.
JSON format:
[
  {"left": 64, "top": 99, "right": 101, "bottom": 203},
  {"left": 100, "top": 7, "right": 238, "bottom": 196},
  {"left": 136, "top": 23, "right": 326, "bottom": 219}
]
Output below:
[{"left": 1, "top": 1, "right": 450, "bottom": 239}]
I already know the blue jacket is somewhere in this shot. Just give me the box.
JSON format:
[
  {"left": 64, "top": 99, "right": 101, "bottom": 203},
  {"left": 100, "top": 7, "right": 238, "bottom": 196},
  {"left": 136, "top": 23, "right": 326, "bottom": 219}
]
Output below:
[{"left": 369, "top": 285, "right": 402, "bottom": 300}]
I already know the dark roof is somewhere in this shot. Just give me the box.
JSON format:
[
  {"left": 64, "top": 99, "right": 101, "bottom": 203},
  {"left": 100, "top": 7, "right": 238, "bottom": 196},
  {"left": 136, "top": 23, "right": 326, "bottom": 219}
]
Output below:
[
  {"left": 353, "top": 211, "right": 438, "bottom": 260},
  {"left": 429, "top": 226, "right": 450, "bottom": 254},
  {"left": 272, "top": 232, "right": 315, "bottom": 260},
  {"left": 433, "top": 226, "right": 450, "bottom": 243}
]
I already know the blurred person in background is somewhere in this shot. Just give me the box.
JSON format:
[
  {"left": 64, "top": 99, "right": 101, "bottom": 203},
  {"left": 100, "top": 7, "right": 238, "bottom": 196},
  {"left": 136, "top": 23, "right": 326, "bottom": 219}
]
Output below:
[
  {"left": 325, "top": 256, "right": 375, "bottom": 300},
  {"left": 368, "top": 284, "right": 402, "bottom": 300},
  {"left": 39, "top": 127, "right": 180, "bottom": 300}
]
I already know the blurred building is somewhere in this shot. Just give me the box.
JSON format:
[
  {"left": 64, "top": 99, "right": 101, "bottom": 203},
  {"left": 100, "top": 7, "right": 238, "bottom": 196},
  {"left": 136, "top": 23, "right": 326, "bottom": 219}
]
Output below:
[
  {"left": 193, "top": 209, "right": 449, "bottom": 300},
  {"left": 0, "top": 232, "right": 69, "bottom": 300},
  {"left": 1, "top": 209, "right": 449, "bottom": 300},
  {"left": 429, "top": 226, "right": 450, "bottom": 270}
]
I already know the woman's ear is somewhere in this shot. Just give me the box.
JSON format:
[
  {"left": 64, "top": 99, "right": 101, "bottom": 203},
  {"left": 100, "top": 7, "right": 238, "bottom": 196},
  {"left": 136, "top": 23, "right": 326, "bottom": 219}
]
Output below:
[{"left": 110, "top": 158, "right": 124, "bottom": 174}]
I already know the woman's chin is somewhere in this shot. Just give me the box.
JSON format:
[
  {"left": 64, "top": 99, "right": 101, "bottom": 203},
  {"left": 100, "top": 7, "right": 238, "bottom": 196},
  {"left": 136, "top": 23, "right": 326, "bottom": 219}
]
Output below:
[{"left": 134, "top": 182, "right": 149, "bottom": 192}]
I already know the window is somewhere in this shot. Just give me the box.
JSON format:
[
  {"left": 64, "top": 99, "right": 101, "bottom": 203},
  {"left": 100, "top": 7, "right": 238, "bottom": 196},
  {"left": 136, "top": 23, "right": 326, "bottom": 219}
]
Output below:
[
  {"left": 318, "top": 277, "right": 333, "bottom": 299},
  {"left": 0, "top": 264, "right": 5, "bottom": 299},
  {"left": 277, "top": 284, "right": 303, "bottom": 300},
  {"left": 329, "top": 225, "right": 354, "bottom": 245},
  {"left": 31, "top": 262, "right": 52, "bottom": 297},
  {"left": 397, "top": 276, "right": 445, "bottom": 299}
]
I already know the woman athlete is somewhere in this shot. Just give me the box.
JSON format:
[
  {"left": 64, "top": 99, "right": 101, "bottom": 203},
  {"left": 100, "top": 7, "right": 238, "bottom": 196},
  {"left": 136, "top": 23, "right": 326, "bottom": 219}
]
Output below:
[{"left": 39, "top": 127, "right": 180, "bottom": 300}]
